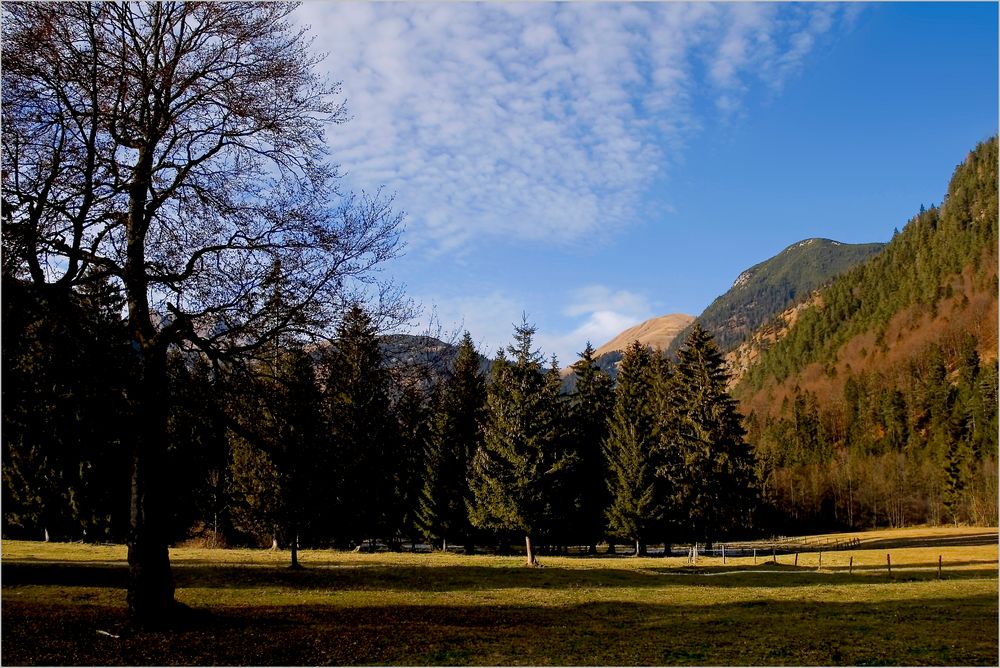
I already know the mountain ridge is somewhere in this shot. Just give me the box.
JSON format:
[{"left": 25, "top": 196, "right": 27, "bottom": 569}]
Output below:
[{"left": 668, "top": 237, "right": 886, "bottom": 357}]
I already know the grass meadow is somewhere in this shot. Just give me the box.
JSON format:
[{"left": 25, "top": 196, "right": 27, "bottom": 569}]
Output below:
[{"left": 2, "top": 526, "right": 997, "bottom": 665}]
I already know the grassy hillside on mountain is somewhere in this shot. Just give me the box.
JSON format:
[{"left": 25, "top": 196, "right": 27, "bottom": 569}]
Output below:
[
  {"left": 735, "top": 137, "right": 998, "bottom": 533},
  {"left": 669, "top": 238, "right": 885, "bottom": 357},
  {"left": 593, "top": 313, "right": 694, "bottom": 358},
  {"left": 562, "top": 314, "right": 693, "bottom": 391}
]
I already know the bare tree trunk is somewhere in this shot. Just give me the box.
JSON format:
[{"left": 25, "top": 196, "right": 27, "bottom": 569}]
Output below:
[
  {"left": 525, "top": 534, "right": 538, "bottom": 566},
  {"left": 125, "top": 345, "right": 176, "bottom": 629},
  {"left": 290, "top": 531, "right": 301, "bottom": 570}
]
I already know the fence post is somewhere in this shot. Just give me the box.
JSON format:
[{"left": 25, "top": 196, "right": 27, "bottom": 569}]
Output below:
[
  {"left": 722, "top": 544, "right": 726, "bottom": 565},
  {"left": 753, "top": 548, "right": 757, "bottom": 565},
  {"left": 938, "top": 555, "right": 942, "bottom": 580},
  {"left": 849, "top": 556, "right": 853, "bottom": 575},
  {"left": 794, "top": 552, "right": 798, "bottom": 566},
  {"left": 772, "top": 545, "right": 776, "bottom": 562},
  {"left": 887, "top": 554, "right": 892, "bottom": 577},
  {"left": 818, "top": 551, "right": 822, "bottom": 571}
]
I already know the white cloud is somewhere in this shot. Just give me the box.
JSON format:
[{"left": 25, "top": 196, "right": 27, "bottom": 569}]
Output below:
[
  {"left": 294, "top": 2, "right": 851, "bottom": 254},
  {"left": 562, "top": 285, "right": 652, "bottom": 319},
  {"left": 412, "top": 284, "right": 654, "bottom": 367},
  {"left": 537, "top": 285, "right": 655, "bottom": 365}
]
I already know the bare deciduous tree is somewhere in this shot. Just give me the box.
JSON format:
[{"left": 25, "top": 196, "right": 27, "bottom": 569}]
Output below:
[{"left": 2, "top": 1, "right": 406, "bottom": 627}]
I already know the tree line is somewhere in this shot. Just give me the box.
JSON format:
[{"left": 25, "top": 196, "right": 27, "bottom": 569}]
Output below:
[{"left": 4, "top": 291, "right": 759, "bottom": 566}]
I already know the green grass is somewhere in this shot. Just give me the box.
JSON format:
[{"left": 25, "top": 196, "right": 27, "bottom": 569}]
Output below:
[{"left": 2, "top": 527, "right": 997, "bottom": 665}]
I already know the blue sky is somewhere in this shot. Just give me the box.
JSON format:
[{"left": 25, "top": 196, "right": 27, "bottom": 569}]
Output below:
[{"left": 294, "top": 2, "right": 998, "bottom": 364}]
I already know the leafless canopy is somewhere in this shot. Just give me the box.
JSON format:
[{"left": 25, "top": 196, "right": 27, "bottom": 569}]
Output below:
[{"left": 2, "top": 1, "right": 406, "bottom": 358}]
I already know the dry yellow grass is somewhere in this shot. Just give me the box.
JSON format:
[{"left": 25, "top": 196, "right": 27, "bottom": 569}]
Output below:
[{"left": 593, "top": 312, "right": 695, "bottom": 357}]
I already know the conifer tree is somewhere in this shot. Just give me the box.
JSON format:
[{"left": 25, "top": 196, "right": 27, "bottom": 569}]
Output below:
[
  {"left": 604, "top": 341, "right": 662, "bottom": 555},
  {"left": 666, "top": 326, "right": 756, "bottom": 545},
  {"left": 2, "top": 276, "right": 130, "bottom": 542},
  {"left": 469, "top": 319, "right": 569, "bottom": 565},
  {"left": 165, "top": 353, "right": 229, "bottom": 543},
  {"left": 418, "top": 333, "right": 486, "bottom": 552},
  {"left": 323, "top": 305, "right": 395, "bottom": 547},
  {"left": 392, "top": 381, "right": 432, "bottom": 549},
  {"left": 543, "top": 353, "right": 577, "bottom": 549},
  {"left": 226, "top": 344, "right": 324, "bottom": 567},
  {"left": 568, "top": 342, "right": 615, "bottom": 553}
]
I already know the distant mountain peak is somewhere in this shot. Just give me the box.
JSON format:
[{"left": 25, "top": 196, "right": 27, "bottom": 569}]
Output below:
[{"left": 593, "top": 313, "right": 695, "bottom": 358}]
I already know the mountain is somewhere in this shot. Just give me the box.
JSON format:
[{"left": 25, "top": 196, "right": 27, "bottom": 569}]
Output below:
[
  {"left": 380, "top": 334, "right": 491, "bottom": 381},
  {"left": 734, "top": 136, "right": 998, "bottom": 531},
  {"left": 558, "top": 313, "right": 693, "bottom": 392},
  {"left": 668, "top": 238, "right": 886, "bottom": 358},
  {"left": 736, "top": 137, "right": 998, "bottom": 413},
  {"left": 593, "top": 313, "right": 695, "bottom": 358}
]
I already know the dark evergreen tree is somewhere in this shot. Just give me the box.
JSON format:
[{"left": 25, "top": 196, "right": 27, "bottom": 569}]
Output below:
[
  {"left": 604, "top": 341, "right": 662, "bottom": 555},
  {"left": 323, "top": 305, "right": 395, "bottom": 547},
  {"left": 543, "top": 353, "right": 577, "bottom": 550},
  {"left": 568, "top": 343, "right": 614, "bottom": 553},
  {"left": 667, "top": 326, "right": 757, "bottom": 545},
  {"left": 392, "top": 381, "right": 432, "bottom": 549},
  {"left": 165, "top": 353, "right": 229, "bottom": 545},
  {"left": 417, "top": 332, "right": 486, "bottom": 552},
  {"left": 226, "top": 344, "right": 324, "bottom": 567},
  {"left": 469, "top": 319, "right": 570, "bottom": 565},
  {"left": 2, "top": 276, "right": 130, "bottom": 542}
]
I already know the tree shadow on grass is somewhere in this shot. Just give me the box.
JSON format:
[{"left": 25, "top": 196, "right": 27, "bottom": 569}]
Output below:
[
  {"left": 2, "top": 593, "right": 997, "bottom": 665},
  {"left": 3, "top": 560, "right": 997, "bottom": 593},
  {"left": 857, "top": 530, "right": 998, "bottom": 550}
]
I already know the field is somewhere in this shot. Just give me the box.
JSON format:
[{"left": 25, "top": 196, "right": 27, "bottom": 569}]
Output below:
[{"left": 2, "top": 527, "right": 997, "bottom": 665}]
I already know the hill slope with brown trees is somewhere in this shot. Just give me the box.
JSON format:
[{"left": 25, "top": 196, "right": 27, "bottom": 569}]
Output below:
[{"left": 734, "top": 137, "right": 998, "bottom": 532}]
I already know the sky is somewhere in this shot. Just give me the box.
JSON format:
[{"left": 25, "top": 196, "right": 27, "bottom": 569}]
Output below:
[{"left": 293, "top": 1, "right": 998, "bottom": 364}]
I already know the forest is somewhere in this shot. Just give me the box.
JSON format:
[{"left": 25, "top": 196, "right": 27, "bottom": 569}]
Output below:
[
  {"left": 3, "top": 290, "right": 756, "bottom": 565},
  {"left": 737, "top": 137, "right": 999, "bottom": 533}
]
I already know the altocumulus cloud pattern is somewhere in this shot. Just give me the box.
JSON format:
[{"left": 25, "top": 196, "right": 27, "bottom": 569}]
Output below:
[{"left": 294, "top": 2, "right": 853, "bottom": 254}]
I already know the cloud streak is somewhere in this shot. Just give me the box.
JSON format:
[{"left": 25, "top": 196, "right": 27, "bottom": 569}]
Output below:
[{"left": 296, "top": 2, "right": 848, "bottom": 254}]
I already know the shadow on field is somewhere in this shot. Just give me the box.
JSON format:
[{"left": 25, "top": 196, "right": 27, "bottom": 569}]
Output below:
[
  {"left": 3, "top": 560, "right": 997, "bottom": 592},
  {"left": 2, "top": 592, "right": 997, "bottom": 665},
  {"left": 857, "top": 530, "right": 998, "bottom": 550}
]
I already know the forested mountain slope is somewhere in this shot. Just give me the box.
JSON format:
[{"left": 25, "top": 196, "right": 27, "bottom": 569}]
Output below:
[
  {"left": 735, "top": 137, "right": 998, "bottom": 531},
  {"left": 669, "top": 238, "right": 885, "bottom": 357}
]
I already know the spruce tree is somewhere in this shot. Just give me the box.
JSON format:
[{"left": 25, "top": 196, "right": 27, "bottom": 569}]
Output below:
[
  {"left": 469, "top": 319, "right": 569, "bottom": 565},
  {"left": 418, "top": 333, "right": 486, "bottom": 552},
  {"left": 2, "top": 277, "right": 130, "bottom": 542},
  {"left": 323, "top": 305, "right": 395, "bottom": 547},
  {"left": 568, "top": 342, "right": 615, "bottom": 553},
  {"left": 666, "top": 325, "right": 756, "bottom": 546},
  {"left": 604, "top": 341, "right": 662, "bottom": 555},
  {"left": 226, "top": 344, "right": 324, "bottom": 566},
  {"left": 543, "top": 353, "right": 576, "bottom": 549},
  {"left": 390, "top": 382, "right": 432, "bottom": 549}
]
